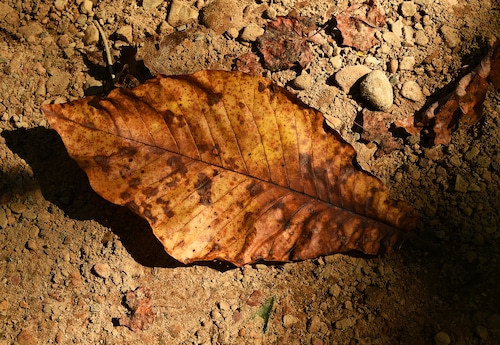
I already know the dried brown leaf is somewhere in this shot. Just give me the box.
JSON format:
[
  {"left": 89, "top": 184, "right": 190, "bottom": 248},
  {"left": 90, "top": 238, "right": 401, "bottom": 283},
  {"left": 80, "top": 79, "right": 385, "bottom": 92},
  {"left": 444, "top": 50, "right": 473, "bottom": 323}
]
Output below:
[
  {"left": 336, "top": 0, "right": 386, "bottom": 51},
  {"left": 42, "top": 70, "right": 418, "bottom": 267},
  {"left": 235, "top": 52, "right": 263, "bottom": 75},
  {"left": 256, "top": 16, "right": 313, "bottom": 71},
  {"left": 422, "top": 41, "right": 499, "bottom": 145},
  {"left": 361, "top": 109, "right": 402, "bottom": 154}
]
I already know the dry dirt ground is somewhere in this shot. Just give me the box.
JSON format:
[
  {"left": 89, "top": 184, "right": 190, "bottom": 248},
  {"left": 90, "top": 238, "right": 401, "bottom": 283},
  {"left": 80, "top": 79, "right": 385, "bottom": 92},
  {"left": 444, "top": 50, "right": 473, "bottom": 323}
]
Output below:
[{"left": 1, "top": 0, "right": 500, "bottom": 344}]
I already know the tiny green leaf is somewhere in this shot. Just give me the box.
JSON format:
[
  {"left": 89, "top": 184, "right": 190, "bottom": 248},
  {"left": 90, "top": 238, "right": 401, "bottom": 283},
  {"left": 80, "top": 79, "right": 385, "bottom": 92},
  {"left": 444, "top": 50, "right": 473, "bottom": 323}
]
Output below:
[{"left": 253, "top": 296, "right": 275, "bottom": 333}]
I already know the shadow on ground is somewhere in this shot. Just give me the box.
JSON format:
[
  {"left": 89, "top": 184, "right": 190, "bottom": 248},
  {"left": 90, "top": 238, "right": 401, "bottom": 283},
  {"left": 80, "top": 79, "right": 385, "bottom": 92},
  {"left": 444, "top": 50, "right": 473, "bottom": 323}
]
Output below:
[{"left": 3, "top": 127, "right": 185, "bottom": 268}]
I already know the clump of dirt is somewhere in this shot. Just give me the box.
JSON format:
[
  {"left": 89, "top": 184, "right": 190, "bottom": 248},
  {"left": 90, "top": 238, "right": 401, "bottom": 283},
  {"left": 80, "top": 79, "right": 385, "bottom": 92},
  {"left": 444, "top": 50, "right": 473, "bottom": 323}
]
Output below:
[{"left": 0, "top": 0, "right": 499, "bottom": 344}]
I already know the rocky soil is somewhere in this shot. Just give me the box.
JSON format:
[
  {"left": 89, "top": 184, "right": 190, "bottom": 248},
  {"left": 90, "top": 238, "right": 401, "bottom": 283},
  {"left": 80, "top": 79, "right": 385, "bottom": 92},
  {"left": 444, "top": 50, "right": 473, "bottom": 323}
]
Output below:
[{"left": 1, "top": 0, "right": 500, "bottom": 344}]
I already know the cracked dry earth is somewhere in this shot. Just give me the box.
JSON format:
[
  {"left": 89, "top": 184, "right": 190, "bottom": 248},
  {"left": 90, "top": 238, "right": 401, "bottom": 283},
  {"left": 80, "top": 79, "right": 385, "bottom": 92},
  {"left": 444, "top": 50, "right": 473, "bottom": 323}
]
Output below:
[{"left": 0, "top": 0, "right": 500, "bottom": 344}]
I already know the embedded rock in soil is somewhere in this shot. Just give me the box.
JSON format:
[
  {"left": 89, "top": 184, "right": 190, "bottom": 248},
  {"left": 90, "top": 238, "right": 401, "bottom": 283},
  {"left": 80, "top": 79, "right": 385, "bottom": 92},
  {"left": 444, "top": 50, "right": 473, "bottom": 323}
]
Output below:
[
  {"left": 360, "top": 70, "right": 393, "bottom": 111},
  {"left": 201, "top": 0, "right": 243, "bottom": 35}
]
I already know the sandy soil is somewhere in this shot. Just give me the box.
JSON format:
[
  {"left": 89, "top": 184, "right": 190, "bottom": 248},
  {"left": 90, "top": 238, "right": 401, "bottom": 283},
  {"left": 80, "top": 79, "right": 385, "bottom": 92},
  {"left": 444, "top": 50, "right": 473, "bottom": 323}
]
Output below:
[{"left": 1, "top": 0, "right": 500, "bottom": 344}]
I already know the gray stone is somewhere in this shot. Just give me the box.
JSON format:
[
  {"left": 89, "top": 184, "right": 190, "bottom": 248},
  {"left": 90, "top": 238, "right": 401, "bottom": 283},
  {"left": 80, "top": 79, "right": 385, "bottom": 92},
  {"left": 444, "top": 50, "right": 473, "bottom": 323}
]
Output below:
[
  {"left": 401, "top": 80, "right": 424, "bottom": 101},
  {"left": 335, "top": 65, "right": 371, "bottom": 93},
  {"left": 360, "top": 70, "right": 393, "bottom": 111}
]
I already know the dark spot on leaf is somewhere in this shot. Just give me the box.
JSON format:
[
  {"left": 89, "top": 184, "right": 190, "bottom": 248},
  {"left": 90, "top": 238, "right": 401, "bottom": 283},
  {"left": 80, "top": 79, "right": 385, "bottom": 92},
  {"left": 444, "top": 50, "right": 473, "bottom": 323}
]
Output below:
[
  {"left": 196, "top": 172, "right": 212, "bottom": 205},
  {"left": 207, "top": 92, "right": 222, "bottom": 106},
  {"left": 163, "top": 206, "right": 174, "bottom": 218},
  {"left": 258, "top": 82, "right": 266, "bottom": 93},
  {"left": 94, "top": 155, "right": 110, "bottom": 172},
  {"left": 120, "top": 191, "right": 131, "bottom": 200},
  {"left": 167, "top": 156, "right": 188, "bottom": 175},
  {"left": 143, "top": 186, "right": 159, "bottom": 197},
  {"left": 129, "top": 177, "right": 141, "bottom": 188},
  {"left": 118, "top": 146, "right": 138, "bottom": 157},
  {"left": 246, "top": 181, "right": 263, "bottom": 197},
  {"left": 126, "top": 201, "right": 139, "bottom": 212},
  {"left": 198, "top": 143, "right": 209, "bottom": 153}
]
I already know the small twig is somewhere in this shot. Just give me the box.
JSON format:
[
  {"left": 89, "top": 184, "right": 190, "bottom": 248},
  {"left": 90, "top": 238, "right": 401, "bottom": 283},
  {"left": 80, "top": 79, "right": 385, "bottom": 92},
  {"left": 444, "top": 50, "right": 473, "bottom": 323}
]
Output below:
[{"left": 93, "top": 19, "right": 115, "bottom": 80}]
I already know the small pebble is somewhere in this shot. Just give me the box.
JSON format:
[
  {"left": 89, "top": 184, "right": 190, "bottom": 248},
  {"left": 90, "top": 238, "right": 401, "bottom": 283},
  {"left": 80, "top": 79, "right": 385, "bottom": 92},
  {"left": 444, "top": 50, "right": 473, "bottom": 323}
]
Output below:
[
  {"left": 360, "top": 70, "right": 394, "bottom": 111},
  {"left": 54, "top": 0, "right": 67, "bottom": 11},
  {"left": 389, "top": 59, "right": 398, "bottom": 73},
  {"left": 240, "top": 23, "right": 264, "bottom": 42},
  {"left": 83, "top": 24, "right": 99, "bottom": 45},
  {"left": 401, "top": 80, "right": 424, "bottom": 101},
  {"left": 292, "top": 73, "right": 312, "bottom": 90},
  {"left": 167, "top": 0, "right": 199, "bottom": 27},
  {"left": 265, "top": 7, "right": 277, "bottom": 19},
  {"left": 330, "top": 55, "right": 342, "bottom": 70},
  {"left": 283, "top": 314, "right": 299, "bottom": 328},
  {"left": 10, "top": 202, "right": 27, "bottom": 214},
  {"left": 454, "top": 174, "right": 469, "bottom": 193},
  {"left": 218, "top": 301, "right": 230, "bottom": 311},
  {"left": 382, "top": 31, "right": 401, "bottom": 46},
  {"left": 142, "top": 0, "right": 163, "bottom": 10},
  {"left": 0, "top": 300, "right": 11, "bottom": 313},
  {"left": 399, "top": 56, "right": 415, "bottom": 70},
  {"left": 364, "top": 56, "right": 380, "bottom": 66},
  {"left": 26, "top": 240, "right": 37, "bottom": 251},
  {"left": 307, "top": 316, "right": 321, "bottom": 333},
  {"left": 79, "top": 0, "right": 93, "bottom": 15},
  {"left": 335, "top": 65, "right": 371, "bottom": 93},
  {"left": 116, "top": 25, "right": 133, "bottom": 43},
  {"left": 434, "top": 331, "right": 451, "bottom": 345},
  {"left": 414, "top": 30, "right": 429, "bottom": 46},
  {"left": 17, "top": 329, "right": 37, "bottom": 345},
  {"left": 391, "top": 20, "right": 404, "bottom": 36},
  {"left": 440, "top": 25, "right": 460, "bottom": 48},
  {"left": 93, "top": 263, "right": 111, "bottom": 279},
  {"left": 400, "top": 1, "right": 417, "bottom": 17}
]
